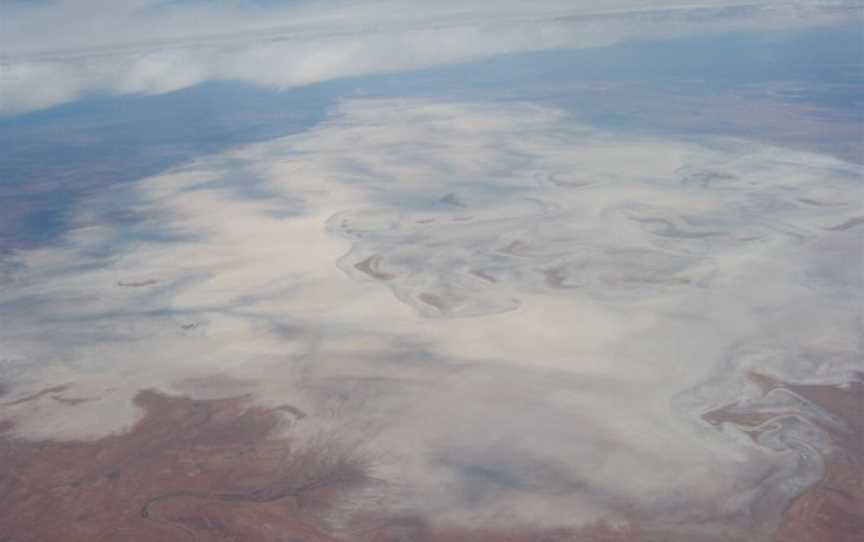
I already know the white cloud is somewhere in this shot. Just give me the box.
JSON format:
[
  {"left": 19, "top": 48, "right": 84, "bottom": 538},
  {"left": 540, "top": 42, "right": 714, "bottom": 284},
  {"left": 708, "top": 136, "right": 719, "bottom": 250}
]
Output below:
[
  {"left": 1, "top": 0, "right": 860, "bottom": 114},
  {"left": 1, "top": 98, "right": 860, "bottom": 534}
]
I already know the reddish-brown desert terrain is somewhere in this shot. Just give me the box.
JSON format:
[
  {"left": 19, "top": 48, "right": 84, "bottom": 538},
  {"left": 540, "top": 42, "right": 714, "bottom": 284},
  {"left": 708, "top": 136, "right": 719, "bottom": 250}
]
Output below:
[
  {"left": 2, "top": 374, "right": 861, "bottom": 541},
  {"left": 705, "top": 374, "right": 864, "bottom": 542}
]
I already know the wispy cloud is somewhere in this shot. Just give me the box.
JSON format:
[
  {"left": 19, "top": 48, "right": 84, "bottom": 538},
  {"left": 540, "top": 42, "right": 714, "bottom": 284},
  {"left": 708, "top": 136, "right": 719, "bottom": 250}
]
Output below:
[
  {"left": 2, "top": 0, "right": 860, "bottom": 114},
  {"left": 1, "top": 99, "right": 860, "bottom": 534}
]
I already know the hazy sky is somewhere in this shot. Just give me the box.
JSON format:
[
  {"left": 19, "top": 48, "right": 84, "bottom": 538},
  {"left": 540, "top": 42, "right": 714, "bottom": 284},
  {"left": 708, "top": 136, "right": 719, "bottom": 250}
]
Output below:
[{"left": 2, "top": 0, "right": 861, "bottom": 113}]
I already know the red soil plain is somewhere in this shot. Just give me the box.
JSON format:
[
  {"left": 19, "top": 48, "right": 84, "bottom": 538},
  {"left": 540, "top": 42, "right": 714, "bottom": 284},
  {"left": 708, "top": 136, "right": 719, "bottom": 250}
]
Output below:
[{"left": 0, "top": 373, "right": 861, "bottom": 542}]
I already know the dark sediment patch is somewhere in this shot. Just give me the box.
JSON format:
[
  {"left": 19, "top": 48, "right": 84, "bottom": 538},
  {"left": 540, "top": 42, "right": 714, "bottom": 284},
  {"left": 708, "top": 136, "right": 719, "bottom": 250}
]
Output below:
[
  {"left": 470, "top": 269, "right": 498, "bottom": 283},
  {"left": 798, "top": 198, "right": 844, "bottom": 207},
  {"left": 629, "top": 217, "right": 726, "bottom": 239},
  {"left": 549, "top": 177, "right": 595, "bottom": 189},
  {"left": 824, "top": 216, "right": 864, "bottom": 231},
  {"left": 439, "top": 193, "right": 465, "bottom": 207},
  {"left": 355, "top": 255, "right": 396, "bottom": 281},
  {"left": 680, "top": 171, "right": 737, "bottom": 187},
  {"left": 498, "top": 240, "right": 530, "bottom": 256},
  {"left": 117, "top": 280, "right": 160, "bottom": 287},
  {"left": 543, "top": 266, "right": 579, "bottom": 289},
  {"left": 51, "top": 395, "right": 96, "bottom": 406},
  {"left": 418, "top": 292, "right": 448, "bottom": 313},
  {"left": 0, "top": 384, "right": 69, "bottom": 406}
]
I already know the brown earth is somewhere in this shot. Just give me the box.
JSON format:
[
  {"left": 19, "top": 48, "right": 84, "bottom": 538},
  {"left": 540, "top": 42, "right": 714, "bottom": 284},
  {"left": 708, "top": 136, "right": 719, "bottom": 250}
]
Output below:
[
  {"left": 1, "top": 389, "right": 680, "bottom": 542},
  {"left": 1, "top": 376, "right": 860, "bottom": 542},
  {"left": 704, "top": 373, "right": 864, "bottom": 542},
  {"left": 0, "top": 390, "right": 359, "bottom": 542}
]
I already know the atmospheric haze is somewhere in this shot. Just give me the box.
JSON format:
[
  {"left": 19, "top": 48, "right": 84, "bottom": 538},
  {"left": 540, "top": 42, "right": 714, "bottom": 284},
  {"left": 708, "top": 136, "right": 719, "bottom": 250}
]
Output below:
[
  {"left": 2, "top": 98, "right": 862, "bottom": 538},
  {"left": 0, "top": 1, "right": 862, "bottom": 541}
]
